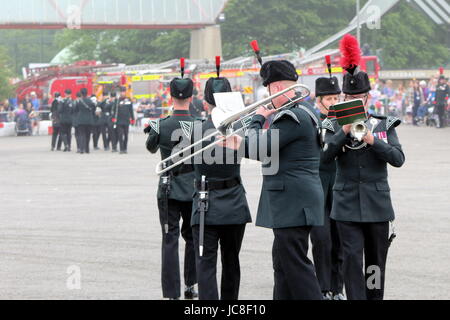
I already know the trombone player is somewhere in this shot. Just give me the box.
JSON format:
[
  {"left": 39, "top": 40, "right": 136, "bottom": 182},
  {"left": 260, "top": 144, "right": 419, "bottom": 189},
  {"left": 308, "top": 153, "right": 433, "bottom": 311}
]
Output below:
[
  {"left": 321, "top": 34, "right": 405, "bottom": 300},
  {"left": 221, "top": 58, "right": 324, "bottom": 300}
]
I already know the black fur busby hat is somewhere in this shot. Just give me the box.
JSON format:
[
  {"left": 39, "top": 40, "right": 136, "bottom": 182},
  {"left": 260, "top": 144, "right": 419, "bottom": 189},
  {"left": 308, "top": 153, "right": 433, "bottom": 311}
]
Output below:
[
  {"left": 170, "top": 57, "right": 194, "bottom": 100},
  {"left": 204, "top": 77, "right": 232, "bottom": 106},
  {"left": 260, "top": 60, "right": 299, "bottom": 87},
  {"left": 316, "top": 55, "right": 341, "bottom": 96},
  {"left": 316, "top": 77, "right": 341, "bottom": 96},
  {"left": 340, "top": 34, "right": 371, "bottom": 95},
  {"left": 170, "top": 78, "right": 194, "bottom": 100}
]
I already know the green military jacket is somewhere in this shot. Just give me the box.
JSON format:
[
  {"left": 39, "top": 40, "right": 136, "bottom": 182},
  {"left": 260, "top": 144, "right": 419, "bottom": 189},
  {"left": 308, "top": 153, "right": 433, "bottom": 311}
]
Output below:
[
  {"left": 244, "top": 101, "right": 324, "bottom": 229},
  {"left": 190, "top": 117, "right": 252, "bottom": 226},
  {"left": 145, "top": 109, "right": 196, "bottom": 202},
  {"left": 112, "top": 98, "right": 134, "bottom": 126},
  {"left": 59, "top": 97, "right": 74, "bottom": 125},
  {"left": 322, "top": 115, "right": 405, "bottom": 222},
  {"left": 74, "top": 97, "right": 95, "bottom": 126}
]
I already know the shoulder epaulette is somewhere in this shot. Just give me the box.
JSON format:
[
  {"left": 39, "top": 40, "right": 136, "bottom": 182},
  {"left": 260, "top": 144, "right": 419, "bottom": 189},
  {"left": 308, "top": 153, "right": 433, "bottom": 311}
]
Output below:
[
  {"left": 321, "top": 118, "right": 335, "bottom": 132},
  {"left": 148, "top": 119, "right": 160, "bottom": 134},
  {"left": 273, "top": 109, "right": 300, "bottom": 124},
  {"left": 179, "top": 120, "right": 194, "bottom": 139},
  {"left": 372, "top": 114, "right": 387, "bottom": 120},
  {"left": 386, "top": 116, "right": 401, "bottom": 130}
]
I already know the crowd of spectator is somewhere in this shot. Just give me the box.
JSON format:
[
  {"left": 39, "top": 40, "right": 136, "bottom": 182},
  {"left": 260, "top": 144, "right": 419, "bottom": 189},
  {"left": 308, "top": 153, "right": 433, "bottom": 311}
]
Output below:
[
  {"left": 367, "top": 76, "right": 450, "bottom": 127},
  {"left": 2, "top": 76, "right": 449, "bottom": 135}
]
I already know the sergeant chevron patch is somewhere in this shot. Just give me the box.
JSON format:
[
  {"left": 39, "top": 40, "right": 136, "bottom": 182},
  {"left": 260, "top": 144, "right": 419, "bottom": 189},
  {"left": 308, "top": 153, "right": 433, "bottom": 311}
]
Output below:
[
  {"left": 148, "top": 119, "right": 160, "bottom": 134},
  {"left": 179, "top": 121, "right": 193, "bottom": 139}
]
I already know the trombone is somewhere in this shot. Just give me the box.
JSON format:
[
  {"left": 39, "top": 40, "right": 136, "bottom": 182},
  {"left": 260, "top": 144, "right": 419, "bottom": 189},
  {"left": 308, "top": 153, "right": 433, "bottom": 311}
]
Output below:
[{"left": 155, "top": 83, "right": 311, "bottom": 175}]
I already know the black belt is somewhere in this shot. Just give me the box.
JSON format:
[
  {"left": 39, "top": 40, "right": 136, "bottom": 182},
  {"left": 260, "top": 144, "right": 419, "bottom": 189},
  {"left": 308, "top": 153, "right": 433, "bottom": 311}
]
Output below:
[
  {"left": 195, "top": 177, "right": 241, "bottom": 191},
  {"left": 172, "top": 165, "right": 194, "bottom": 177}
]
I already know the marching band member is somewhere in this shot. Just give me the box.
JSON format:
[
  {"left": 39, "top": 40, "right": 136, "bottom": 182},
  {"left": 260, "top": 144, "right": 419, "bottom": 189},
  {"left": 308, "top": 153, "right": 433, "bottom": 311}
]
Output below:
[
  {"left": 221, "top": 42, "right": 324, "bottom": 299},
  {"left": 310, "top": 56, "right": 345, "bottom": 300},
  {"left": 190, "top": 57, "right": 252, "bottom": 300},
  {"left": 322, "top": 34, "right": 405, "bottom": 300},
  {"left": 145, "top": 59, "right": 198, "bottom": 300}
]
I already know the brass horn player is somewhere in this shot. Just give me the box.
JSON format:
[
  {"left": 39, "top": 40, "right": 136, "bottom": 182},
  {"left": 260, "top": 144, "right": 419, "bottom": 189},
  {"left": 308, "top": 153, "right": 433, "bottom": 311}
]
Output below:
[
  {"left": 221, "top": 40, "right": 324, "bottom": 300},
  {"left": 321, "top": 34, "right": 405, "bottom": 300}
]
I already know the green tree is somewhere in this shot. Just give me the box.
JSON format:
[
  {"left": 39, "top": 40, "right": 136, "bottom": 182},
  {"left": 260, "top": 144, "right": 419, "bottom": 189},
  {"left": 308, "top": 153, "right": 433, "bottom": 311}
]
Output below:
[
  {"left": 0, "top": 47, "right": 15, "bottom": 100},
  {"left": 55, "top": 29, "right": 190, "bottom": 65},
  {"left": 361, "top": 1, "right": 449, "bottom": 69},
  {"left": 221, "top": 0, "right": 358, "bottom": 59},
  {"left": 0, "top": 30, "right": 59, "bottom": 75}
]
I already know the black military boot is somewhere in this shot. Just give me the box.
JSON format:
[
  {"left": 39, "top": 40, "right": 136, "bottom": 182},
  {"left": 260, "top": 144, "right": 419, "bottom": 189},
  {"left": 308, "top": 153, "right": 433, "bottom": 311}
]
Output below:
[{"left": 184, "top": 285, "right": 198, "bottom": 300}]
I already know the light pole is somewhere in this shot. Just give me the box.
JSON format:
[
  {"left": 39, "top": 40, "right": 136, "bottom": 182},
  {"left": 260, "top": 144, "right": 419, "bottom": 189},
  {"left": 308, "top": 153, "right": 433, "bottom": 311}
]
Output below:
[{"left": 356, "top": 0, "right": 361, "bottom": 44}]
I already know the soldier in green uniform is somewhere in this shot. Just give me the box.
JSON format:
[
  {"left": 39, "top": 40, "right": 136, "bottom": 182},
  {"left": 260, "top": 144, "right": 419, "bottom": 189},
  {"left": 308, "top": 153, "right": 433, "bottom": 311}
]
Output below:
[
  {"left": 112, "top": 88, "right": 135, "bottom": 154},
  {"left": 222, "top": 60, "right": 324, "bottom": 300},
  {"left": 60, "top": 89, "right": 74, "bottom": 152},
  {"left": 50, "top": 92, "right": 62, "bottom": 151},
  {"left": 108, "top": 92, "right": 119, "bottom": 152},
  {"left": 309, "top": 59, "right": 345, "bottom": 300},
  {"left": 73, "top": 91, "right": 82, "bottom": 153},
  {"left": 145, "top": 69, "right": 197, "bottom": 300},
  {"left": 74, "top": 88, "right": 95, "bottom": 154},
  {"left": 322, "top": 34, "right": 405, "bottom": 300},
  {"left": 98, "top": 92, "right": 111, "bottom": 151},
  {"left": 190, "top": 74, "right": 252, "bottom": 300},
  {"left": 91, "top": 95, "right": 102, "bottom": 151}
]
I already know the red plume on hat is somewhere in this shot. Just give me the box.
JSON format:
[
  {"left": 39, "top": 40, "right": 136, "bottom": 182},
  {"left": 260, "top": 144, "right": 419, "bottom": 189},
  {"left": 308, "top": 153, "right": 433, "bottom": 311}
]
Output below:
[
  {"left": 439, "top": 67, "right": 444, "bottom": 75},
  {"left": 325, "top": 55, "right": 332, "bottom": 77},
  {"left": 339, "top": 34, "right": 361, "bottom": 75},
  {"left": 250, "top": 40, "right": 263, "bottom": 66},
  {"left": 180, "top": 57, "right": 185, "bottom": 78},
  {"left": 216, "top": 56, "right": 221, "bottom": 77}
]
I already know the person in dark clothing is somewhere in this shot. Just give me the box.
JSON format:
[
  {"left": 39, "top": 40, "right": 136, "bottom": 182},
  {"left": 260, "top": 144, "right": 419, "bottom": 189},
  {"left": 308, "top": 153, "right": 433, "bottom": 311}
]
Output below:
[
  {"left": 322, "top": 34, "right": 405, "bottom": 300},
  {"left": 221, "top": 60, "right": 324, "bottom": 300},
  {"left": 411, "top": 81, "right": 424, "bottom": 126},
  {"left": 111, "top": 88, "right": 135, "bottom": 154},
  {"left": 73, "top": 92, "right": 82, "bottom": 153},
  {"left": 109, "top": 92, "right": 119, "bottom": 152},
  {"left": 435, "top": 74, "right": 450, "bottom": 128},
  {"left": 74, "top": 88, "right": 95, "bottom": 154},
  {"left": 97, "top": 92, "right": 111, "bottom": 151},
  {"left": 145, "top": 71, "right": 198, "bottom": 300},
  {"left": 190, "top": 75, "right": 252, "bottom": 300},
  {"left": 310, "top": 64, "right": 345, "bottom": 300},
  {"left": 91, "top": 95, "right": 102, "bottom": 150},
  {"left": 50, "top": 92, "right": 62, "bottom": 151},
  {"left": 189, "top": 89, "right": 205, "bottom": 119},
  {"left": 60, "top": 89, "right": 74, "bottom": 152}
]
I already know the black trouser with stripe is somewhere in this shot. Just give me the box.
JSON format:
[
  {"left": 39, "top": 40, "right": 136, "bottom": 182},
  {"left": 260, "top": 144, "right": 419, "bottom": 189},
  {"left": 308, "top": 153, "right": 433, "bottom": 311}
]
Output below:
[
  {"left": 272, "top": 226, "right": 322, "bottom": 300},
  {"left": 192, "top": 224, "right": 246, "bottom": 300},
  {"left": 158, "top": 199, "right": 197, "bottom": 299},
  {"left": 336, "top": 221, "right": 389, "bottom": 300},
  {"left": 60, "top": 123, "right": 72, "bottom": 150}
]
